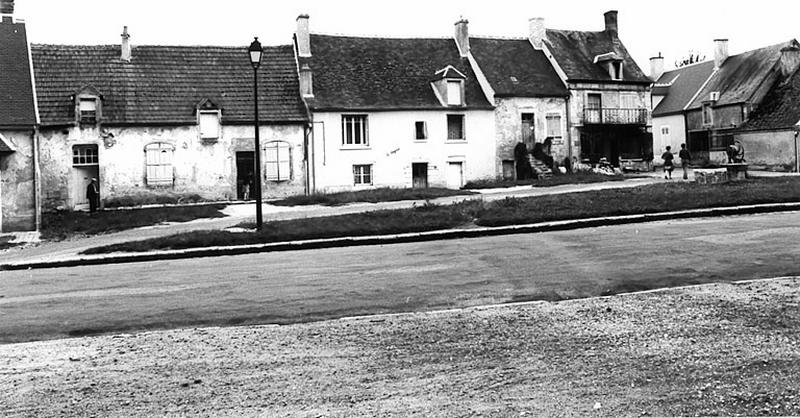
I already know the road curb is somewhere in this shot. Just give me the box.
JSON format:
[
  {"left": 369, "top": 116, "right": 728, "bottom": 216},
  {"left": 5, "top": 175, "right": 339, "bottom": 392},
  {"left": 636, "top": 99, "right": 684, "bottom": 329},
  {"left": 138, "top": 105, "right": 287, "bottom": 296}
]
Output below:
[{"left": 3, "top": 202, "right": 800, "bottom": 271}]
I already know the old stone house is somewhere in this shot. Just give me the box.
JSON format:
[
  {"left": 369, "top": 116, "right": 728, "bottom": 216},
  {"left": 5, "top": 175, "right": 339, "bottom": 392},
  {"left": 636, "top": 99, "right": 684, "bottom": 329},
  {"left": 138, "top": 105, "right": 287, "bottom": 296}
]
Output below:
[
  {"left": 0, "top": 4, "right": 39, "bottom": 232},
  {"left": 532, "top": 11, "right": 653, "bottom": 169},
  {"left": 31, "top": 30, "right": 309, "bottom": 211},
  {"left": 294, "top": 15, "right": 496, "bottom": 191},
  {"left": 652, "top": 38, "right": 800, "bottom": 165}
]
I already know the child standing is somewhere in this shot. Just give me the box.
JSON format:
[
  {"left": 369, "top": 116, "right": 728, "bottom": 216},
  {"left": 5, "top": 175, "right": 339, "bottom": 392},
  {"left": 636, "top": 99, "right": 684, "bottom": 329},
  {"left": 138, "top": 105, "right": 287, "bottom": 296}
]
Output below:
[{"left": 661, "top": 146, "right": 674, "bottom": 179}]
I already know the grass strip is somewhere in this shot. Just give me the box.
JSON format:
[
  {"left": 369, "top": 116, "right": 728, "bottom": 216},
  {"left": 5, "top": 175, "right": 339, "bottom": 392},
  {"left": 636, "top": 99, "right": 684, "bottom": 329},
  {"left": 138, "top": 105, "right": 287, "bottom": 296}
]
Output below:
[
  {"left": 270, "top": 187, "right": 475, "bottom": 206},
  {"left": 463, "top": 172, "right": 628, "bottom": 189}
]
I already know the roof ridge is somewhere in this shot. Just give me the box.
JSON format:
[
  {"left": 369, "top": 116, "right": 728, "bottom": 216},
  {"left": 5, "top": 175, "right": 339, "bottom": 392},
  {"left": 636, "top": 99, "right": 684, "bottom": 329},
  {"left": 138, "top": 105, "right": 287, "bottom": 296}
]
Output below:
[
  {"left": 30, "top": 43, "right": 292, "bottom": 49},
  {"left": 546, "top": 28, "right": 607, "bottom": 35},
  {"left": 471, "top": 35, "right": 527, "bottom": 41},
  {"left": 310, "top": 32, "right": 451, "bottom": 41}
]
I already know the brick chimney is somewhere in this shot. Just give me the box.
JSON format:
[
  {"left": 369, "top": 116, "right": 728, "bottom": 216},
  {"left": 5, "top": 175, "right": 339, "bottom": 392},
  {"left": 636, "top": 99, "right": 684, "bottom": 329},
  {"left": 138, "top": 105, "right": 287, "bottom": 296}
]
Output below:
[
  {"left": 780, "top": 44, "right": 800, "bottom": 77},
  {"left": 121, "top": 26, "right": 131, "bottom": 62},
  {"left": 0, "top": 0, "right": 14, "bottom": 15},
  {"left": 650, "top": 53, "right": 665, "bottom": 81},
  {"left": 604, "top": 10, "right": 618, "bottom": 34},
  {"left": 714, "top": 39, "right": 729, "bottom": 70},
  {"left": 296, "top": 14, "right": 311, "bottom": 58},
  {"left": 454, "top": 18, "right": 469, "bottom": 58},
  {"left": 529, "top": 17, "right": 546, "bottom": 50}
]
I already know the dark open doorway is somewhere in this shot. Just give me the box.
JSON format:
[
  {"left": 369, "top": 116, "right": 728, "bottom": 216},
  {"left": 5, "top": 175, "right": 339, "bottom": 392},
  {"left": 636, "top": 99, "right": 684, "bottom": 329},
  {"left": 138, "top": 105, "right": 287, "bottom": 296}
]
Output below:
[
  {"left": 236, "top": 151, "right": 255, "bottom": 200},
  {"left": 412, "top": 162, "right": 428, "bottom": 188}
]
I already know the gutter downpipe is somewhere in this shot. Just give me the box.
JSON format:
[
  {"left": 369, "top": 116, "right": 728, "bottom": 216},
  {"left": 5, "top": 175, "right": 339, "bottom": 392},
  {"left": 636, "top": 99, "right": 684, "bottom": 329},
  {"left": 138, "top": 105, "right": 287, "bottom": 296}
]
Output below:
[
  {"left": 566, "top": 95, "right": 573, "bottom": 163},
  {"left": 33, "top": 126, "right": 41, "bottom": 231}
]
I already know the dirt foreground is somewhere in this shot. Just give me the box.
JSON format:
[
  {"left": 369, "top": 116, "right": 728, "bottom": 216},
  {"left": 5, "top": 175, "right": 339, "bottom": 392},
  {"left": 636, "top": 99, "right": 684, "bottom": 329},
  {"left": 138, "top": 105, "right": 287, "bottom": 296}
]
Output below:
[{"left": 2, "top": 277, "right": 800, "bottom": 417}]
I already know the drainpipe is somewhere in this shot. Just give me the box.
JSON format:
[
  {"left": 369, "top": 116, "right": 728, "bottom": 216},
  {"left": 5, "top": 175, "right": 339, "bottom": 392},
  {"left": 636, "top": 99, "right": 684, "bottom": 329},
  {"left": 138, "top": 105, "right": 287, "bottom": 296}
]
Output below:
[
  {"left": 794, "top": 129, "right": 799, "bottom": 173},
  {"left": 33, "top": 126, "right": 41, "bottom": 231},
  {"left": 565, "top": 95, "right": 572, "bottom": 163}
]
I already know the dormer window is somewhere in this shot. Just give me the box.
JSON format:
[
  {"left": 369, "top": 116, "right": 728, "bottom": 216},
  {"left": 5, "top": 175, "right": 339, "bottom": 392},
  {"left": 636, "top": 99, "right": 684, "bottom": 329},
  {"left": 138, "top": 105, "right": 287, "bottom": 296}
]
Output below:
[
  {"left": 79, "top": 98, "right": 98, "bottom": 124},
  {"left": 611, "top": 62, "right": 623, "bottom": 80},
  {"left": 593, "top": 52, "right": 623, "bottom": 81},
  {"left": 199, "top": 110, "right": 221, "bottom": 140},
  {"left": 446, "top": 80, "right": 463, "bottom": 106}
]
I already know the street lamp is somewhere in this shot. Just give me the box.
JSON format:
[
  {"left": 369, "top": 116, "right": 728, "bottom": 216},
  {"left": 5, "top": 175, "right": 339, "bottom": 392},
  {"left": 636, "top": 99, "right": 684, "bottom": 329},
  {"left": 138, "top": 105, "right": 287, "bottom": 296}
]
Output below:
[{"left": 248, "top": 37, "right": 264, "bottom": 230}]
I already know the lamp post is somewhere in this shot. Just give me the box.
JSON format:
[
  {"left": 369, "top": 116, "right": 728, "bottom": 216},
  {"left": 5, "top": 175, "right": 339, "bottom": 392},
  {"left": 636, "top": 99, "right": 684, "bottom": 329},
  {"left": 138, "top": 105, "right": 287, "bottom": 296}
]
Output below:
[{"left": 248, "top": 37, "right": 263, "bottom": 230}]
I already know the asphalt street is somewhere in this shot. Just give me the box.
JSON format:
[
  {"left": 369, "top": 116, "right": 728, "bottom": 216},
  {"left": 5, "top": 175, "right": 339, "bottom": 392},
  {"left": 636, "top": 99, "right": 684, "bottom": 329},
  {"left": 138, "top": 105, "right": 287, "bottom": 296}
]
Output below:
[{"left": 2, "top": 211, "right": 800, "bottom": 343}]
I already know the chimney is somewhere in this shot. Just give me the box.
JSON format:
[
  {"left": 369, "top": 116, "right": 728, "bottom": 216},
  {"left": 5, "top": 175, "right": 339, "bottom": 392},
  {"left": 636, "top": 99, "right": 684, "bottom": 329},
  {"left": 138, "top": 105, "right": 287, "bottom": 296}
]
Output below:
[
  {"left": 650, "top": 52, "right": 665, "bottom": 81},
  {"left": 714, "top": 38, "right": 729, "bottom": 70},
  {"left": 299, "top": 64, "right": 313, "bottom": 97},
  {"left": 529, "top": 17, "right": 546, "bottom": 50},
  {"left": 296, "top": 14, "right": 311, "bottom": 57},
  {"left": 121, "top": 26, "right": 131, "bottom": 62},
  {"left": 604, "top": 10, "right": 618, "bottom": 34},
  {"left": 0, "top": 0, "right": 14, "bottom": 15},
  {"left": 779, "top": 45, "right": 800, "bottom": 77},
  {"left": 454, "top": 18, "right": 469, "bottom": 58}
]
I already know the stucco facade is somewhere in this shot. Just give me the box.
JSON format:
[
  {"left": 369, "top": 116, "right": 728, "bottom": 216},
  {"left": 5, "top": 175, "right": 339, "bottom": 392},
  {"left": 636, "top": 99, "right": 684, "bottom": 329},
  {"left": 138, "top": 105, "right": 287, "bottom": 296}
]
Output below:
[
  {"left": 310, "top": 110, "right": 496, "bottom": 191},
  {"left": 737, "top": 130, "right": 798, "bottom": 168},
  {"left": 38, "top": 123, "right": 306, "bottom": 210},
  {"left": 493, "top": 97, "right": 568, "bottom": 175},
  {"left": 652, "top": 113, "right": 686, "bottom": 160},
  {"left": 0, "top": 130, "right": 37, "bottom": 231}
]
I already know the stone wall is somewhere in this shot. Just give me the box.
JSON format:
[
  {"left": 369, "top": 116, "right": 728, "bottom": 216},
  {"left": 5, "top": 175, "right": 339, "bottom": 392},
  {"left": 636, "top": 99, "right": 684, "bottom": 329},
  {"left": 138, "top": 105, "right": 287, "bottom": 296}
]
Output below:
[
  {"left": 0, "top": 129, "right": 36, "bottom": 231},
  {"left": 737, "top": 130, "right": 798, "bottom": 169},
  {"left": 493, "top": 97, "right": 568, "bottom": 175}
]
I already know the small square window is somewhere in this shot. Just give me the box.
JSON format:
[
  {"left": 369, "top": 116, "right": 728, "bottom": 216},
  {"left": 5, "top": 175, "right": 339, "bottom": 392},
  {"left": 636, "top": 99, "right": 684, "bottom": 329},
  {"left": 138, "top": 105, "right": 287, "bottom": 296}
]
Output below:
[
  {"left": 415, "top": 121, "right": 427, "bottom": 140},
  {"left": 353, "top": 164, "right": 373, "bottom": 185},
  {"left": 447, "top": 114, "right": 465, "bottom": 140}
]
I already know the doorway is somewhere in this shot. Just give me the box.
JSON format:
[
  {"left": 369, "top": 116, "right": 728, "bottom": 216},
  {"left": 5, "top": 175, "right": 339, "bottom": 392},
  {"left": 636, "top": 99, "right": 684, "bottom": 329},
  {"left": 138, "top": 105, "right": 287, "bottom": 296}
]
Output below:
[
  {"left": 446, "top": 162, "right": 463, "bottom": 189},
  {"left": 521, "top": 113, "right": 535, "bottom": 150},
  {"left": 412, "top": 163, "right": 428, "bottom": 188},
  {"left": 71, "top": 144, "right": 99, "bottom": 210},
  {"left": 236, "top": 151, "right": 255, "bottom": 200}
]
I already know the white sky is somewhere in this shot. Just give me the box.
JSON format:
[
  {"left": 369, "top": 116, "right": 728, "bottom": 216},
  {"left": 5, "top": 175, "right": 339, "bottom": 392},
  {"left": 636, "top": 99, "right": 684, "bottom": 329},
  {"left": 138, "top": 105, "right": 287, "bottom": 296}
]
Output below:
[{"left": 14, "top": 0, "right": 800, "bottom": 74}]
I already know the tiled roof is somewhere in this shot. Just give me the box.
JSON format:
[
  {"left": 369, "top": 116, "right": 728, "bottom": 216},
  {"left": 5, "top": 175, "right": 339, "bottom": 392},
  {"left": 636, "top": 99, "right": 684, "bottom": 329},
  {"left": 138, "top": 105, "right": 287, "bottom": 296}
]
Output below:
[
  {"left": 687, "top": 41, "right": 799, "bottom": 110},
  {"left": 652, "top": 61, "right": 715, "bottom": 116},
  {"left": 0, "top": 20, "right": 36, "bottom": 127},
  {"left": 304, "top": 34, "right": 493, "bottom": 110},
  {"left": 31, "top": 44, "right": 308, "bottom": 126},
  {"left": 739, "top": 68, "right": 800, "bottom": 131},
  {"left": 544, "top": 29, "right": 651, "bottom": 84},
  {"left": 469, "top": 37, "right": 568, "bottom": 98}
]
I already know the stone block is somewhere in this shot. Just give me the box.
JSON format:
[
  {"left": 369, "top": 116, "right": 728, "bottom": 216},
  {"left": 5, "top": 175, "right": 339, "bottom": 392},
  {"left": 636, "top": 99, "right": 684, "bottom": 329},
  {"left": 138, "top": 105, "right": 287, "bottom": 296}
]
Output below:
[{"left": 694, "top": 168, "right": 728, "bottom": 184}]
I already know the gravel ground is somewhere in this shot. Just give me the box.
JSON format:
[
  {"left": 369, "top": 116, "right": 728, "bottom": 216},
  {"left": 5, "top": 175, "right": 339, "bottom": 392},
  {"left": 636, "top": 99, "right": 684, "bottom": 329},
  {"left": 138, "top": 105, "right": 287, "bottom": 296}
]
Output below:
[{"left": 2, "top": 277, "right": 799, "bottom": 417}]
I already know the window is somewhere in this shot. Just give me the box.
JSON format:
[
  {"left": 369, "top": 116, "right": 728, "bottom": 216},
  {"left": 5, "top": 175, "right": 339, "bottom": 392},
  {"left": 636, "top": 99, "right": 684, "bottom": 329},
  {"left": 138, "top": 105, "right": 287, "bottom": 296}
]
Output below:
[
  {"left": 264, "top": 141, "right": 291, "bottom": 182},
  {"left": 660, "top": 126, "right": 670, "bottom": 136},
  {"left": 72, "top": 144, "right": 98, "bottom": 166},
  {"left": 144, "top": 142, "right": 174, "bottom": 186},
  {"left": 702, "top": 103, "right": 713, "bottom": 126},
  {"left": 415, "top": 121, "right": 428, "bottom": 140},
  {"left": 447, "top": 114, "right": 465, "bottom": 140},
  {"left": 611, "top": 62, "right": 623, "bottom": 80},
  {"left": 546, "top": 114, "right": 562, "bottom": 139},
  {"left": 446, "top": 80, "right": 463, "bottom": 106},
  {"left": 79, "top": 98, "right": 98, "bottom": 124},
  {"left": 711, "top": 133, "right": 734, "bottom": 151},
  {"left": 199, "top": 111, "right": 220, "bottom": 140},
  {"left": 342, "top": 115, "right": 368, "bottom": 146},
  {"left": 353, "top": 164, "right": 373, "bottom": 185},
  {"left": 620, "top": 93, "right": 638, "bottom": 109}
]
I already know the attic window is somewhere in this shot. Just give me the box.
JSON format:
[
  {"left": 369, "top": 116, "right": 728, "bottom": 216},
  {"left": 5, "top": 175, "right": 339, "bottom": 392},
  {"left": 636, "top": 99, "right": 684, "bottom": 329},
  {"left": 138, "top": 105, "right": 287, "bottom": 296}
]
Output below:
[
  {"left": 446, "top": 80, "right": 463, "bottom": 106},
  {"left": 79, "top": 98, "right": 98, "bottom": 124},
  {"left": 199, "top": 110, "right": 221, "bottom": 140},
  {"left": 611, "top": 62, "right": 623, "bottom": 80}
]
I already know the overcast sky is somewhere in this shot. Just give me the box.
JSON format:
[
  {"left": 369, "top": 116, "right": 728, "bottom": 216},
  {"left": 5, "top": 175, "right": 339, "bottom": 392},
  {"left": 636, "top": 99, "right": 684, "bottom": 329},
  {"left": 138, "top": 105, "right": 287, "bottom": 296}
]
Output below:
[{"left": 15, "top": 0, "right": 800, "bottom": 75}]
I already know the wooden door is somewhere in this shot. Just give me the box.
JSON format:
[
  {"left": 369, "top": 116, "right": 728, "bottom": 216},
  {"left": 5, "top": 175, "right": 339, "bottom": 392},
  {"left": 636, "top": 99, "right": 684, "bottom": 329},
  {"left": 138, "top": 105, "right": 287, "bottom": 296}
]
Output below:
[
  {"left": 412, "top": 163, "right": 428, "bottom": 188},
  {"left": 521, "top": 113, "right": 535, "bottom": 150},
  {"left": 446, "top": 162, "right": 463, "bottom": 189}
]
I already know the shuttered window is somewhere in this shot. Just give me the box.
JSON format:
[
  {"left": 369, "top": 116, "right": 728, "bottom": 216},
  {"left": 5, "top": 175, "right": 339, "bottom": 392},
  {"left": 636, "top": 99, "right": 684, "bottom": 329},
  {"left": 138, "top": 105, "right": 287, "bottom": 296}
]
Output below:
[
  {"left": 265, "top": 141, "right": 291, "bottom": 182},
  {"left": 145, "top": 142, "right": 174, "bottom": 186}
]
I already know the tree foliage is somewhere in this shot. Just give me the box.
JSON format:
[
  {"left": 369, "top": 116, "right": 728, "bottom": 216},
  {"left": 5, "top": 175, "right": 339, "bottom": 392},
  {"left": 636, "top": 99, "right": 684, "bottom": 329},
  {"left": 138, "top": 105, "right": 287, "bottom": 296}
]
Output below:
[{"left": 675, "top": 51, "right": 706, "bottom": 68}]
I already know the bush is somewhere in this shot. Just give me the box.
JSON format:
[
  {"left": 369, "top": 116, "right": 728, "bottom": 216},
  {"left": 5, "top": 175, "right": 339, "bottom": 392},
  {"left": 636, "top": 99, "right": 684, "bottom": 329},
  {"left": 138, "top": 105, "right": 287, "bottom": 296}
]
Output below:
[{"left": 271, "top": 187, "right": 474, "bottom": 207}]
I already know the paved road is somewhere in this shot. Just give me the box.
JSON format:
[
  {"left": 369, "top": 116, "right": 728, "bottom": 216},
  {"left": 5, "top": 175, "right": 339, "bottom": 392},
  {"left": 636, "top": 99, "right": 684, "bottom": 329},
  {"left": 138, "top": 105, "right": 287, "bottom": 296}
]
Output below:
[{"left": 2, "top": 211, "right": 800, "bottom": 343}]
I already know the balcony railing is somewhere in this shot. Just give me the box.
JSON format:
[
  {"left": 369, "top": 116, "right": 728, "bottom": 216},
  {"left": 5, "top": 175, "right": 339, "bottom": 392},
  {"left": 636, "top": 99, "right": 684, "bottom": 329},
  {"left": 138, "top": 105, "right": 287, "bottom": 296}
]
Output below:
[{"left": 583, "top": 108, "right": 649, "bottom": 125}]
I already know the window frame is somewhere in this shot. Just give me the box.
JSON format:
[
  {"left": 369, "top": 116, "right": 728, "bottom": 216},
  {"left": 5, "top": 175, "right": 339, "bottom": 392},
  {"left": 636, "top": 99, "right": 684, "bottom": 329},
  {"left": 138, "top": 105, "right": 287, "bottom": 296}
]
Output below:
[
  {"left": 446, "top": 79, "right": 464, "bottom": 106},
  {"left": 702, "top": 102, "right": 714, "bottom": 126},
  {"left": 341, "top": 114, "right": 369, "bottom": 147},
  {"left": 144, "top": 142, "right": 175, "bottom": 187},
  {"left": 446, "top": 114, "right": 466, "bottom": 141},
  {"left": 414, "top": 121, "right": 428, "bottom": 141},
  {"left": 199, "top": 110, "right": 221, "bottom": 141},
  {"left": 352, "top": 164, "right": 373, "bottom": 186},
  {"left": 545, "top": 113, "right": 562, "bottom": 140},
  {"left": 264, "top": 141, "right": 292, "bottom": 182},
  {"left": 78, "top": 97, "right": 99, "bottom": 124},
  {"left": 72, "top": 144, "right": 99, "bottom": 166}
]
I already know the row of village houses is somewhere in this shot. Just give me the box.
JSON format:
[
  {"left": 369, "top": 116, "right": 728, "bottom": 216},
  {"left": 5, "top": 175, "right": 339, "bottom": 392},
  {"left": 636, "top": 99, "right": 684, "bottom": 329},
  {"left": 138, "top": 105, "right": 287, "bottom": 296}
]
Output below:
[{"left": 2, "top": 0, "right": 800, "bottom": 232}]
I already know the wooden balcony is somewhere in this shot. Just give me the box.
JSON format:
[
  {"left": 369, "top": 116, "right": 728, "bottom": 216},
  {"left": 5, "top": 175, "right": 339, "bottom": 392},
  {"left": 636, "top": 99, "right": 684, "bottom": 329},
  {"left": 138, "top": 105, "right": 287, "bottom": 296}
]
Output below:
[{"left": 583, "top": 108, "right": 649, "bottom": 125}]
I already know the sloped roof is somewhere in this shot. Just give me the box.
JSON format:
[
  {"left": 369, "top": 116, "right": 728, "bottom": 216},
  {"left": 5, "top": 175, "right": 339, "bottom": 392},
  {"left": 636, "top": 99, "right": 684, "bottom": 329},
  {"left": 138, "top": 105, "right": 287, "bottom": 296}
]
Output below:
[
  {"left": 31, "top": 44, "right": 308, "bottom": 126},
  {"left": 304, "top": 34, "right": 493, "bottom": 110},
  {"left": 0, "top": 20, "right": 37, "bottom": 127},
  {"left": 652, "top": 61, "right": 715, "bottom": 116},
  {"left": 0, "top": 133, "right": 17, "bottom": 152},
  {"left": 544, "top": 29, "right": 651, "bottom": 84},
  {"left": 469, "top": 37, "right": 568, "bottom": 98},
  {"left": 687, "top": 40, "right": 799, "bottom": 110},
  {"left": 739, "top": 68, "right": 800, "bottom": 131}
]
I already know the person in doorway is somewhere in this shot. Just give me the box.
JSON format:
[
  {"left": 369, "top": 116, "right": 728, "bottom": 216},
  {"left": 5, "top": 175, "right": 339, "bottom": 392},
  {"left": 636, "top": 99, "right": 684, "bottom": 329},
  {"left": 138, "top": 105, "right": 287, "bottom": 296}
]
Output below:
[
  {"left": 86, "top": 178, "right": 100, "bottom": 213},
  {"left": 242, "top": 182, "right": 251, "bottom": 200},
  {"left": 679, "top": 143, "right": 692, "bottom": 180},
  {"left": 661, "top": 146, "right": 674, "bottom": 179}
]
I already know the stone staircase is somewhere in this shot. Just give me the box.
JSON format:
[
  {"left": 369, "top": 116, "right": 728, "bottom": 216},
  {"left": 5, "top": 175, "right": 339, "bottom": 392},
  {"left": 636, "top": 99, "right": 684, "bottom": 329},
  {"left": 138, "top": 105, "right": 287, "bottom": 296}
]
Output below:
[{"left": 531, "top": 159, "right": 553, "bottom": 179}]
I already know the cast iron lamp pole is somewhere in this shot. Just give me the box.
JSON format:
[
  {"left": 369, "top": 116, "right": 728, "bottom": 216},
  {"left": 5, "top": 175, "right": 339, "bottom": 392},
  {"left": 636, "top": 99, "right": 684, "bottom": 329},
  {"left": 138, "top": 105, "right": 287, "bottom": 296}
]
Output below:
[{"left": 249, "top": 37, "right": 264, "bottom": 230}]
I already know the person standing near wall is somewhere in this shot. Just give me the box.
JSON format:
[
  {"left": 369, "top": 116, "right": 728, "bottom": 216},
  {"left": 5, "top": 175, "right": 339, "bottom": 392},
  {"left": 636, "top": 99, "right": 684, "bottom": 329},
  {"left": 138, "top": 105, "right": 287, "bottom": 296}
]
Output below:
[
  {"left": 86, "top": 178, "right": 99, "bottom": 213},
  {"left": 661, "top": 146, "right": 674, "bottom": 180},
  {"left": 679, "top": 143, "right": 692, "bottom": 180}
]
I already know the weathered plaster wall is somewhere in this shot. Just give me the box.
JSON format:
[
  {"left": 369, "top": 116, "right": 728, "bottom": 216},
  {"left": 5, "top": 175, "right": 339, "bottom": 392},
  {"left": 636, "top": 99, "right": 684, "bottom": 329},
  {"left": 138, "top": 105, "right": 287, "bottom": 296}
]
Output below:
[
  {"left": 311, "top": 109, "right": 496, "bottom": 191},
  {"left": 652, "top": 114, "right": 686, "bottom": 157},
  {"left": 38, "top": 123, "right": 306, "bottom": 210},
  {"left": 0, "top": 129, "right": 36, "bottom": 231},
  {"left": 494, "top": 97, "right": 568, "bottom": 173},
  {"left": 737, "top": 130, "right": 798, "bottom": 168}
]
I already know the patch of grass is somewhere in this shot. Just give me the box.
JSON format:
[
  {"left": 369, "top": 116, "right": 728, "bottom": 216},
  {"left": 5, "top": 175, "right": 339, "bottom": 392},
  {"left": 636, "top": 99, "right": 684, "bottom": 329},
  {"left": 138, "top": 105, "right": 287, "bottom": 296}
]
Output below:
[
  {"left": 477, "top": 177, "right": 800, "bottom": 226},
  {"left": 0, "top": 235, "right": 21, "bottom": 251},
  {"left": 42, "top": 205, "right": 228, "bottom": 241},
  {"left": 463, "top": 172, "right": 627, "bottom": 189},
  {"left": 103, "top": 191, "right": 212, "bottom": 208},
  {"left": 82, "top": 201, "right": 482, "bottom": 254},
  {"left": 270, "top": 187, "right": 475, "bottom": 206}
]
